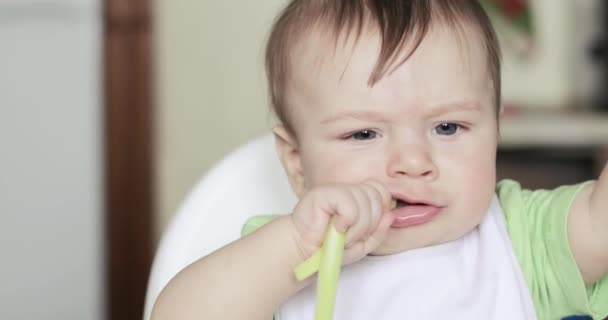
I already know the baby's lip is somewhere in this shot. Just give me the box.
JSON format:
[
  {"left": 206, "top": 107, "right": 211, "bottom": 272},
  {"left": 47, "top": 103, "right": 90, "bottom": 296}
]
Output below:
[{"left": 390, "top": 192, "right": 438, "bottom": 208}]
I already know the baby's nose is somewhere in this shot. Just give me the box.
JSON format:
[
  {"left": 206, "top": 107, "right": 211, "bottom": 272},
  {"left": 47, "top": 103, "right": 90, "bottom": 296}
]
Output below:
[{"left": 386, "top": 143, "right": 437, "bottom": 180}]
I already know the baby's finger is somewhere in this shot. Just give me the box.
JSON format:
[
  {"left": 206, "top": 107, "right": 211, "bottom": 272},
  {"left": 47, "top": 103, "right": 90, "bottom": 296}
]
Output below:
[
  {"left": 342, "top": 210, "right": 394, "bottom": 264},
  {"left": 344, "top": 186, "right": 372, "bottom": 248},
  {"left": 362, "top": 210, "right": 395, "bottom": 252},
  {"left": 326, "top": 188, "right": 359, "bottom": 234},
  {"left": 360, "top": 183, "right": 384, "bottom": 237},
  {"left": 364, "top": 180, "right": 392, "bottom": 212}
]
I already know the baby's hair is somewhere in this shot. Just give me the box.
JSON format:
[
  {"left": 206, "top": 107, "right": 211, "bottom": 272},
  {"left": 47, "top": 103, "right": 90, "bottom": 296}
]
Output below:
[{"left": 265, "top": 0, "right": 501, "bottom": 136}]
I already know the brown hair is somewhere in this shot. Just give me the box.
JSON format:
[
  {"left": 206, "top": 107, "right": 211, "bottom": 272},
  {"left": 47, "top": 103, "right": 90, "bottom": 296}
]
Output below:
[{"left": 265, "top": 0, "right": 501, "bottom": 136}]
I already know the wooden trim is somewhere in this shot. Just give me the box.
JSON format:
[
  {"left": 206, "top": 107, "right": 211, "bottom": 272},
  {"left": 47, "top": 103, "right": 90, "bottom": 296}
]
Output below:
[{"left": 104, "top": 0, "right": 154, "bottom": 319}]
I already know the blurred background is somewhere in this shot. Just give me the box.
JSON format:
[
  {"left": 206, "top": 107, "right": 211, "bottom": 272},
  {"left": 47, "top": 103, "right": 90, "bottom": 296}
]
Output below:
[{"left": 0, "top": 0, "right": 607, "bottom": 319}]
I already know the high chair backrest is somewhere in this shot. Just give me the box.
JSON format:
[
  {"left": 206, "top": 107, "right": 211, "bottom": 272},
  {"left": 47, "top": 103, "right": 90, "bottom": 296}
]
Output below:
[{"left": 143, "top": 134, "right": 297, "bottom": 320}]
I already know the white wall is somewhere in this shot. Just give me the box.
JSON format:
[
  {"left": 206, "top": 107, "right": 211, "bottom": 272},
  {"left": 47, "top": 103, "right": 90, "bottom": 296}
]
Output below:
[
  {"left": 154, "top": 0, "right": 287, "bottom": 239},
  {"left": 0, "top": 1, "right": 104, "bottom": 319}
]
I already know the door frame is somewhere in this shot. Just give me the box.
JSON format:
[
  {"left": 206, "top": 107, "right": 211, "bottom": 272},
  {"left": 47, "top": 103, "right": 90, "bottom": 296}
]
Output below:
[{"left": 104, "top": 0, "right": 154, "bottom": 319}]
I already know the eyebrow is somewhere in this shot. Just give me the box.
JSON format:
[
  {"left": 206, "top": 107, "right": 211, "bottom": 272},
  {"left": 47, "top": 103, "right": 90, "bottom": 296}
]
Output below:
[
  {"left": 320, "top": 101, "right": 482, "bottom": 124},
  {"left": 320, "top": 110, "right": 389, "bottom": 125},
  {"left": 427, "top": 101, "right": 482, "bottom": 117}
]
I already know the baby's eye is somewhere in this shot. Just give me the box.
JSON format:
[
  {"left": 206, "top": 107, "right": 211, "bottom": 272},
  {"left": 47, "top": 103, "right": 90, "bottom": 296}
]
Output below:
[
  {"left": 433, "top": 123, "right": 460, "bottom": 136},
  {"left": 349, "top": 130, "right": 378, "bottom": 140}
]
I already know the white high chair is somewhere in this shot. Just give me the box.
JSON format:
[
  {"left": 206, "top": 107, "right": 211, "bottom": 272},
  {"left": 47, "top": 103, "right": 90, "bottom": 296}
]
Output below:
[{"left": 142, "top": 134, "right": 297, "bottom": 320}]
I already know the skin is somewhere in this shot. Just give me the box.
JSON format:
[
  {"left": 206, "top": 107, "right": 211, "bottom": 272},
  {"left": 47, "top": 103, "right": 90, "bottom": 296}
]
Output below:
[{"left": 151, "top": 21, "right": 608, "bottom": 320}]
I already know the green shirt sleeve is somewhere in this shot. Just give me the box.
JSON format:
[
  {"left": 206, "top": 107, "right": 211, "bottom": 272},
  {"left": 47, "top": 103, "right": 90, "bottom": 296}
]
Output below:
[
  {"left": 497, "top": 179, "right": 608, "bottom": 320},
  {"left": 241, "top": 215, "right": 278, "bottom": 237}
]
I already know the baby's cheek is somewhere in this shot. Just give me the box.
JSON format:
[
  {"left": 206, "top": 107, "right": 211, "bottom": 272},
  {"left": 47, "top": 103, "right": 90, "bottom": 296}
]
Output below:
[
  {"left": 305, "top": 153, "right": 355, "bottom": 185},
  {"left": 439, "top": 143, "right": 496, "bottom": 196},
  {"left": 458, "top": 156, "right": 496, "bottom": 216},
  {"left": 458, "top": 158, "right": 496, "bottom": 193},
  {"left": 313, "top": 154, "right": 380, "bottom": 186}
]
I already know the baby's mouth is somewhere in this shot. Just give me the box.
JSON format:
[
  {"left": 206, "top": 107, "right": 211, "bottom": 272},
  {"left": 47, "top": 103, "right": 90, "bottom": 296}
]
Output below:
[
  {"left": 391, "top": 198, "right": 422, "bottom": 209},
  {"left": 389, "top": 198, "right": 442, "bottom": 228},
  {"left": 394, "top": 199, "right": 412, "bottom": 208}
]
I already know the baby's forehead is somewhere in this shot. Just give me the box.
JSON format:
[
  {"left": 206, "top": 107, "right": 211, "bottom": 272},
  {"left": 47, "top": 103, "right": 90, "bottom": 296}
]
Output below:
[{"left": 288, "top": 21, "right": 490, "bottom": 93}]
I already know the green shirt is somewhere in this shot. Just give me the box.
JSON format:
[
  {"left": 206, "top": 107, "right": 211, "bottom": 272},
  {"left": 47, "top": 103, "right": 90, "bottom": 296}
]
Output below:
[{"left": 497, "top": 179, "right": 608, "bottom": 319}]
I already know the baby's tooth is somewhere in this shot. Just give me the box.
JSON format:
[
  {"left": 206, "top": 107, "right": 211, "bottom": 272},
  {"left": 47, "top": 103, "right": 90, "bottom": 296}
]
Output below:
[{"left": 391, "top": 199, "right": 397, "bottom": 210}]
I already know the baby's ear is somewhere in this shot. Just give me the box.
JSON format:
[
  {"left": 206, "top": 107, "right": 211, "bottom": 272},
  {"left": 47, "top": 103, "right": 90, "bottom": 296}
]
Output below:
[{"left": 273, "top": 126, "right": 306, "bottom": 197}]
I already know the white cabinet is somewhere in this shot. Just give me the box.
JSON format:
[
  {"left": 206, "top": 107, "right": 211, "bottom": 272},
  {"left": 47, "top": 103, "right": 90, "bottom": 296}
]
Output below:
[
  {"left": 0, "top": 0, "right": 98, "bottom": 10},
  {"left": 0, "top": 1, "right": 104, "bottom": 319}
]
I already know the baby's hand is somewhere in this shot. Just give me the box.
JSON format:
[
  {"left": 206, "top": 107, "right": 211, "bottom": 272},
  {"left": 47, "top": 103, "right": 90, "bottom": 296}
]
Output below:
[{"left": 290, "top": 181, "right": 394, "bottom": 265}]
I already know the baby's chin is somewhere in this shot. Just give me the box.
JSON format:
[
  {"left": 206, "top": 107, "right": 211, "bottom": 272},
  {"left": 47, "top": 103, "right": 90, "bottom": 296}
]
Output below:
[
  {"left": 369, "top": 228, "right": 467, "bottom": 256},
  {"left": 368, "top": 204, "right": 489, "bottom": 256}
]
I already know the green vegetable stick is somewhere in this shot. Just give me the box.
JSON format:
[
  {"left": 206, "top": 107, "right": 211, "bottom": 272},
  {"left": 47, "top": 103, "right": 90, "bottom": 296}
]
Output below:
[
  {"left": 293, "top": 221, "right": 345, "bottom": 320},
  {"left": 315, "top": 223, "right": 345, "bottom": 320}
]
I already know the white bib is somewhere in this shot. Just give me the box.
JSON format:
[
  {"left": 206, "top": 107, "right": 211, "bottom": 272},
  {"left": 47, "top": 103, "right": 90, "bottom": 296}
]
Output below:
[{"left": 278, "top": 195, "right": 537, "bottom": 320}]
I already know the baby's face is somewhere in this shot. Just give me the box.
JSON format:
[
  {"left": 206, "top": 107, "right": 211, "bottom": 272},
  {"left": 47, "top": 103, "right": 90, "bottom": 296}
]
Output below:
[{"left": 283, "top": 24, "right": 498, "bottom": 254}]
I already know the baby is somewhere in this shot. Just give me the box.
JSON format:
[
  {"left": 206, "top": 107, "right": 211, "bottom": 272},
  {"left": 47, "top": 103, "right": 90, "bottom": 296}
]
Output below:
[{"left": 152, "top": 1, "right": 608, "bottom": 319}]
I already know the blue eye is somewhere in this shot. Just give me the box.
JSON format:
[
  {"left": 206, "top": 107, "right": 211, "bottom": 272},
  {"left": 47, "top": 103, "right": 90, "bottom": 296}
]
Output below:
[
  {"left": 434, "top": 123, "right": 460, "bottom": 135},
  {"left": 350, "top": 130, "right": 377, "bottom": 140}
]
